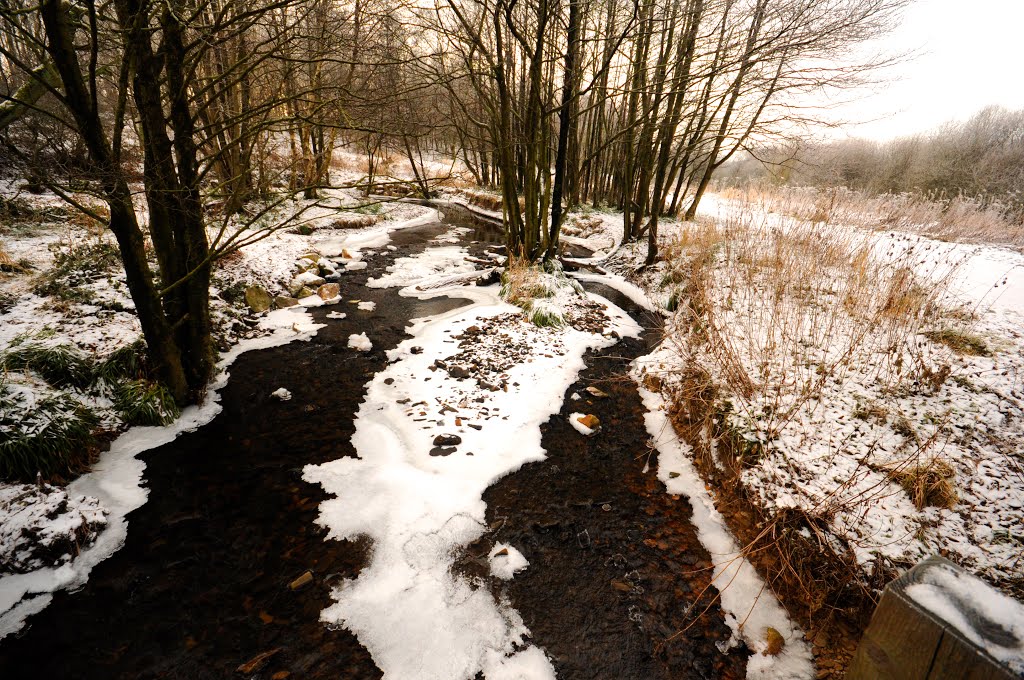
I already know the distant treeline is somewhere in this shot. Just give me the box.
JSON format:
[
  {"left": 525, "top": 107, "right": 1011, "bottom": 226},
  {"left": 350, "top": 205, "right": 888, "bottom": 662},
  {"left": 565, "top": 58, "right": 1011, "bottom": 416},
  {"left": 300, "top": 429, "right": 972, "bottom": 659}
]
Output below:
[{"left": 722, "top": 106, "right": 1024, "bottom": 216}]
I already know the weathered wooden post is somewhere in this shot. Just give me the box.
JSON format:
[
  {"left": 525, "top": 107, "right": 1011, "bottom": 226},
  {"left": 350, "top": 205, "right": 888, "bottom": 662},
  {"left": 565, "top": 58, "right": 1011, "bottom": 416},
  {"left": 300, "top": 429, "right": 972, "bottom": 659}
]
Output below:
[{"left": 848, "top": 556, "right": 1024, "bottom": 679}]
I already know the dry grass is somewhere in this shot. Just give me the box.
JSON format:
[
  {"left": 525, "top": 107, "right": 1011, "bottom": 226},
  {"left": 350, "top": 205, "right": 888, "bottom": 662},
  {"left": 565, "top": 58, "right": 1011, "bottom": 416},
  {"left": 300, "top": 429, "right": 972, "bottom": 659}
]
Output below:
[
  {"left": 649, "top": 193, "right": 1020, "bottom": 677},
  {"left": 923, "top": 328, "right": 991, "bottom": 357},
  {"left": 661, "top": 207, "right": 962, "bottom": 439},
  {"left": 718, "top": 185, "right": 1024, "bottom": 248},
  {"left": 0, "top": 244, "right": 14, "bottom": 271},
  {"left": 463, "top": 189, "right": 505, "bottom": 213},
  {"left": 885, "top": 457, "right": 958, "bottom": 510}
]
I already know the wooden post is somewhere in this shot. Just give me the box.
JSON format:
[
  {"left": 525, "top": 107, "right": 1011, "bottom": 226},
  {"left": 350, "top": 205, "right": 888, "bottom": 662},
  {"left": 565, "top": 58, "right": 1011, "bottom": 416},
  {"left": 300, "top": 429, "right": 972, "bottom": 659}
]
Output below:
[{"left": 848, "top": 556, "right": 1021, "bottom": 680}]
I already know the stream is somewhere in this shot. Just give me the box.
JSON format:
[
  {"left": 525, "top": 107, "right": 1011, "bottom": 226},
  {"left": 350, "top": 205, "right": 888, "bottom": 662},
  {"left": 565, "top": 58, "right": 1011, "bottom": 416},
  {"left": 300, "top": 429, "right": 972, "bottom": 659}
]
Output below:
[{"left": 0, "top": 206, "right": 747, "bottom": 679}]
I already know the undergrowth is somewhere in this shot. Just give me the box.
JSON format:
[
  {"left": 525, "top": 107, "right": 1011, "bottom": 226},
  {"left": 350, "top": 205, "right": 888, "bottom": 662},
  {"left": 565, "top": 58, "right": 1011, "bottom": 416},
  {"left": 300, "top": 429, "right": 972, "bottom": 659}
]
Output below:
[
  {"left": 646, "top": 196, "right": 1021, "bottom": 676},
  {"left": 0, "top": 380, "right": 99, "bottom": 482},
  {"left": 33, "top": 241, "right": 121, "bottom": 303},
  {"left": 113, "top": 379, "right": 180, "bottom": 426},
  {"left": 0, "top": 334, "right": 178, "bottom": 482},
  {"left": 500, "top": 257, "right": 583, "bottom": 328}
]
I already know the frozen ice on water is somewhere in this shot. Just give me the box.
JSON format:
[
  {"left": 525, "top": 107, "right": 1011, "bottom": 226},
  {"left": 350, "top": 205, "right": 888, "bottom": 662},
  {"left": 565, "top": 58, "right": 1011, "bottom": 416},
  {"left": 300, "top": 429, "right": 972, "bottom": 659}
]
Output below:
[
  {"left": 348, "top": 333, "right": 372, "bottom": 352},
  {"left": 489, "top": 544, "right": 530, "bottom": 581}
]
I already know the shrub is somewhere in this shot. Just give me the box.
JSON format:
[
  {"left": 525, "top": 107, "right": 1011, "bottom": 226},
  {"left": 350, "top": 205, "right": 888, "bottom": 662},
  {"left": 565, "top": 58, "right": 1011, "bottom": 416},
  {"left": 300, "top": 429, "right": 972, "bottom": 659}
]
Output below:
[
  {"left": 33, "top": 241, "right": 121, "bottom": 299},
  {"left": 0, "top": 336, "right": 94, "bottom": 388},
  {"left": 94, "top": 339, "right": 149, "bottom": 383},
  {"left": 112, "top": 379, "right": 179, "bottom": 426},
  {"left": 0, "top": 381, "right": 99, "bottom": 482}
]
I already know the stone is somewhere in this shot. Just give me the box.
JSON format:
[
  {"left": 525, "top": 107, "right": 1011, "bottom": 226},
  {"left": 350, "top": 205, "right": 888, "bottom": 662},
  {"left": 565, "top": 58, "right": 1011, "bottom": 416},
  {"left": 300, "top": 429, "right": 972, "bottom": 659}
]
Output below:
[
  {"left": 765, "top": 627, "right": 785, "bottom": 656},
  {"left": 577, "top": 414, "right": 600, "bottom": 430},
  {"left": 293, "top": 286, "right": 314, "bottom": 299},
  {"left": 433, "top": 434, "right": 462, "bottom": 446},
  {"left": 274, "top": 296, "right": 299, "bottom": 309},
  {"left": 244, "top": 285, "right": 272, "bottom": 313},
  {"left": 317, "top": 283, "right": 340, "bottom": 300},
  {"left": 301, "top": 253, "right": 321, "bottom": 263},
  {"left": 236, "top": 648, "right": 281, "bottom": 674},
  {"left": 429, "top": 446, "right": 457, "bottom": 457},
  {"left": 585, "top": 386, "right": 609, "bottom": 398},
  {"left": 294, "top": 271, "right": 327, "bottom": 287},
  {"left": 289, "top": 571, "right": 313, "bottom": 591}
]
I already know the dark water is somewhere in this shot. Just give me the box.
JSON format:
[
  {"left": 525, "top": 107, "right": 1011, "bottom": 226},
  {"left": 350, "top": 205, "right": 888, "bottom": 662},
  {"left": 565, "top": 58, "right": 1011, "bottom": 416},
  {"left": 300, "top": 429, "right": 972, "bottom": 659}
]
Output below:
[
  {"left": 0, "top": 215, "right": 746, "bottom": 679},
  {"left": 479, "top": 282, "right": 747, "bottom": 680}
]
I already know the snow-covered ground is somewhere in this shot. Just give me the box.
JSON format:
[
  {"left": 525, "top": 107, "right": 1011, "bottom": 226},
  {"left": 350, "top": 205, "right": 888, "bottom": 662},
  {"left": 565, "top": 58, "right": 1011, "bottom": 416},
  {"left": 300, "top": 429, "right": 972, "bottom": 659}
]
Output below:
[{"left": 594, "top": 193, "right": 1024, "bottom": 613}]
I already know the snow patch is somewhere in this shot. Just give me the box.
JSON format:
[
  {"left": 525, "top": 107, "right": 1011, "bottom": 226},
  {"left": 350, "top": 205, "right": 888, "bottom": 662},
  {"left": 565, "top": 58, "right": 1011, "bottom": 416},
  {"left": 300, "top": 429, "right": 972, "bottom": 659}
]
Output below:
[
  {"left": 568, "top": 412, "right": 596, "bottom": 436},
  {"left": 489, "top": 544, "right": 530, "bottom": 581},
  {"left": 906, "top": 563, "right": 1024, "bottom": 674},
  {"left": 271, "top": 387, "right": 292, "bottom": 401},
  {"left": 348, "top": 333, "right": 372, "bottom": 352}
]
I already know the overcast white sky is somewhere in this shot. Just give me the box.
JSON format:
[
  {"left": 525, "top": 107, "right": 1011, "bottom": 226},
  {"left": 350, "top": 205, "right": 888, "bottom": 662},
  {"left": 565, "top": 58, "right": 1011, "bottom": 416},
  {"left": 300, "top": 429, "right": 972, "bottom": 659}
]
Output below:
[{"left": 831, "top": 0, "right": 1024, "bottom": 140}]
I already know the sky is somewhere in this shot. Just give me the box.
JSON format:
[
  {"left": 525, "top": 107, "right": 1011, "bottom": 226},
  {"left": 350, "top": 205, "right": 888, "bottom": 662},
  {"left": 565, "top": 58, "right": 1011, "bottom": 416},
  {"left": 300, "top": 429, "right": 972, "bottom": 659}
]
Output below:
[{"left": 830, "top": 0, "right": 1024, "bottom": 140}]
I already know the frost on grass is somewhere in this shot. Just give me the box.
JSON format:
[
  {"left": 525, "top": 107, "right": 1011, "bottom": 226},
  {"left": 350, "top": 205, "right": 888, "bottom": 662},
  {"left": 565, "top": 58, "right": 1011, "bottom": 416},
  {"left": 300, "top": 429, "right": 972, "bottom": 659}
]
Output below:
[
  {"left": 347, "top": 333, "right": 372, "bottom": 352},
  {"left": 304, "top": 245, "right": 639, "bottom": 680},
  {"left": 499, "top": 258, "right": 589, "bottom": 329}
]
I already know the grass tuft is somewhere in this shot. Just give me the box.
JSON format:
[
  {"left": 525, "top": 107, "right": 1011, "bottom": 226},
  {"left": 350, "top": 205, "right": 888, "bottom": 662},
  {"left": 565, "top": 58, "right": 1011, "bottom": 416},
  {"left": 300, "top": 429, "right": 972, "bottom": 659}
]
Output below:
[
  {"left": 112, "top": 379, "right": 180, "bottom": 426},
  {"left": 0, "top": 381, "right": 99, "bottom": 482},
  {"left": 886, "top": 458, "right": 958, "bottom": 510},
  {"left": 923, "top": 328, "right": 991, "bottom": 357},
  {"left": 0, "top": 337, "right": 94, "bottom": 388},
  {"left": 95, "top": 340, "right": 149, "bottom": 383}
]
